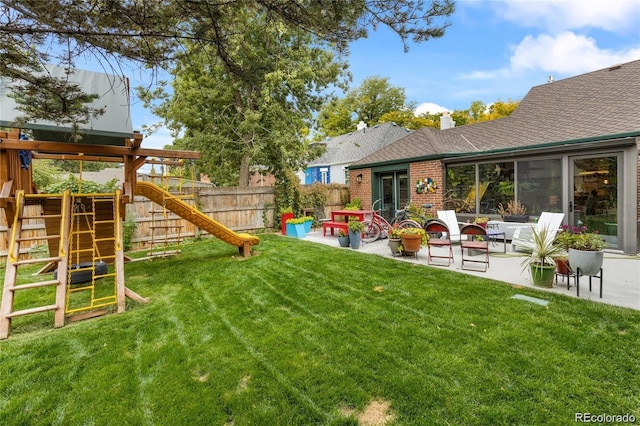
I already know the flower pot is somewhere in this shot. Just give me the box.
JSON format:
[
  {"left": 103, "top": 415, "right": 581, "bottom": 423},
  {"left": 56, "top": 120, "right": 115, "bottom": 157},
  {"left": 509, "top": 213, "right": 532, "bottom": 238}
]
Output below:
[
  {"left": 286, "top": 223, "right": 306, "bottom": 238},
  {"left": 281, "top": 212, "right": 294, "bottom": 235},
  {"left": 303, "top": 220, "right": 312, "bottom": 233},
  {"left": 400, "top": 233, "right": 422, "bottom": 253},
  {"left": 569, "top": 248, "right": 604, "bottom": 276},
  {"left": 504, "top": 215, "right": 529, "bottom": 223},
  {"left": 388, "top": 238, "right": 402, "bottom": 257},
  {"left": 349, "top": 229, "right": 362, "bottom": 249},
  {"left": 555, "top": 257, "right": 571, "bottom": 275},
  {"left": 530, "top": 263, "right": 556, "bottom": 288},
  {"left": 338, "top": 235, "right": 350, "bottom": 247}
]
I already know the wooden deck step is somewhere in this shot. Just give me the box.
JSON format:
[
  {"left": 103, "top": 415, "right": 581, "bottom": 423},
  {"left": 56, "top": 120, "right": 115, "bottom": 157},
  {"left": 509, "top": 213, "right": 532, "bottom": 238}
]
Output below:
[{"left": 5, "top": 304, "right": 58, "bottom": 318}]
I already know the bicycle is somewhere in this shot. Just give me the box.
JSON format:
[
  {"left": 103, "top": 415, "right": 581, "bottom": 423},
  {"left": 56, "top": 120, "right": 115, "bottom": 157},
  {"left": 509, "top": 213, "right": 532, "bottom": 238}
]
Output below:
[
  {"left": 362, "top": 199, "right": 421, "bottom": 243},
  {"left": 404, "top": 202, "right": 436, "bottom": 227}
]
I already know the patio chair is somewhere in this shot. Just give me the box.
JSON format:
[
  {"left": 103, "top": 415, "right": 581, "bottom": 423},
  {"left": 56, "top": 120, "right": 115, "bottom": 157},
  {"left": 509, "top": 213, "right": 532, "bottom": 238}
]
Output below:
[
  {"left": 425, "top": 219, "right": 454, "bottom": 266},
  {"left": 511, "top": 212, "right": 565, "bottom": 251},
  {"left": 460, "top": 224, "right": 489, "bottom": 271},
  {"left": 436, "top": 210, "right": 464, "bottom": 242}
]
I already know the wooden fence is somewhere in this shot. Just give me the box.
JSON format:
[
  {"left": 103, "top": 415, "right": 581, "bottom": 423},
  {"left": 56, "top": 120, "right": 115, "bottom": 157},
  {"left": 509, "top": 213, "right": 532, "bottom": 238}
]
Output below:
[{"left": 1, "top": 184, "right": 349, "bottom": 259}]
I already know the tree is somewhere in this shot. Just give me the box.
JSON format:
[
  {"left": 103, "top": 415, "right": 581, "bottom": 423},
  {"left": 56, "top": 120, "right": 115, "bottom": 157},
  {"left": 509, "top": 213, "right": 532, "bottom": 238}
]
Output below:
[
  {"left": 379, "top": 110, "right": 440, "bottom": 130},
  {"left": 315, "top": 99, "right": 354, "bottom": 138},
  {"left": 1, "top": 1, "right": 455, "bottom": 126},
  {"left": 315, "top": 76, "right": 410, "bottom": 138},
  {"left": 450, "top": 99, "right": 520, "bottom": 126},
  {"left": 143, "top": 13, "right": 349, "bottom": 187}
]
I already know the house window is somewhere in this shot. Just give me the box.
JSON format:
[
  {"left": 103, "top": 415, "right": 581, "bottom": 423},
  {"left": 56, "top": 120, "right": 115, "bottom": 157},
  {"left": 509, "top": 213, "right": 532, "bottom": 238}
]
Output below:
[
  {"left": 446, "top": 159, "right": 563, "bottom": 216},
  {"left": 517, "top": 158, "right": 562, "bottom": 215},
  {"left": 444, "top": 164, "right": 476, "bottom": 213},
  {"left": 478, "top": 162, "right": 515, "bottom": 214},
  {"left": 320, "top": 167, "right": 329, "bottom": 184}
]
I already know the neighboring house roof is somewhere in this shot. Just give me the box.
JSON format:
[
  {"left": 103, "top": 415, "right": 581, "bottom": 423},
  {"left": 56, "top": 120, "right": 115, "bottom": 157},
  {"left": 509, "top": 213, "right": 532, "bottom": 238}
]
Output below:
[
  {"left": 67, "top": 167, "right": 124, "bottom": 186},
  {"left": 308, "top": 122, "right": 413, "bottom": 167},
  {"left": 352, "top": 59, "right": 640, "bottom": 168}
]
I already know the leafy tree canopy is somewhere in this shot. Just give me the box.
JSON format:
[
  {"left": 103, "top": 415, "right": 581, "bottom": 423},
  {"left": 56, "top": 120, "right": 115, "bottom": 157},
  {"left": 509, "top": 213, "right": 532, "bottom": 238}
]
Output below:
[
  {"left": 315, "top": 76, "right": 410, "bottom": 138},
  {"left": 450, "top": 99, "right": 520, "bottom": 126},
  {"left": 1, "top": 0, "right": 455, "bottom": 126},
  {"left": 142, "top": 11, "right": 349, "bottom": 186}
]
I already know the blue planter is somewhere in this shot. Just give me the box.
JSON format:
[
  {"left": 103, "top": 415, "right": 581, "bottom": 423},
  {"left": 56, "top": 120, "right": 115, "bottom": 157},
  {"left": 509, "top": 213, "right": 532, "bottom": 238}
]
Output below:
[
  {"left": 286, "top": 223, "right": 307, "bottom": 238},
  {"left": 349, "top": 230, "right": 362, "bottom": 249},
  {"left": 303, "top": 220, "right": 312, "bottom": 233}
]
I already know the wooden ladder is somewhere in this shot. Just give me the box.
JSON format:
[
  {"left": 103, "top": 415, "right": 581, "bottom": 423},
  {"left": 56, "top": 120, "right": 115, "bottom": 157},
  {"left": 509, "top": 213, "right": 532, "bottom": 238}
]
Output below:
[{"left": 0, "top": 191, "right": 71, "bottom": 339}]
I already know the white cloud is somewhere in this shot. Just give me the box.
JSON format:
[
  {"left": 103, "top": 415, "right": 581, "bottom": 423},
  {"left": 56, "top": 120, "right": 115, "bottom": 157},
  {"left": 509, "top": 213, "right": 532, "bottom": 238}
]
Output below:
[
  {"left": 510, "top": 31, "right": 640, "bottom": 74},
  {"left": 414, "top": 102, "right": 450, "bottom": 115},
  {"left": 495, "top": 0, "right": 639, "bottom": 33}
]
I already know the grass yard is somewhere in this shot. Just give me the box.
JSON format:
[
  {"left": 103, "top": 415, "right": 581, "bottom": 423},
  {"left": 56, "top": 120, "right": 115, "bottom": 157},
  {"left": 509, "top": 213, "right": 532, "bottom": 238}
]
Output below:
[{"left": 1, "top": 234, "right": 639, "bottom": 425}]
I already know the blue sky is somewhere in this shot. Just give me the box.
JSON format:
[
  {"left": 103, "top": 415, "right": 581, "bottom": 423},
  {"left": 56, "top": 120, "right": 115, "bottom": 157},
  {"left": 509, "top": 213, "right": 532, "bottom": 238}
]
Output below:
[{"left": 132, "top": 0, "right": 640, "bottom": 149}]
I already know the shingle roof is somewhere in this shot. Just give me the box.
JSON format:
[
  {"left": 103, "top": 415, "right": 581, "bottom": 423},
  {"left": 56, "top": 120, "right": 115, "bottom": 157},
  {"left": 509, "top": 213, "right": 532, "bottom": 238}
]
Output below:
[
  {"left": 352, "top": 59, "right": 640, "bottom": 168},
  {"left": 308, "top": 122, "right": 412, "bottom": 166}
]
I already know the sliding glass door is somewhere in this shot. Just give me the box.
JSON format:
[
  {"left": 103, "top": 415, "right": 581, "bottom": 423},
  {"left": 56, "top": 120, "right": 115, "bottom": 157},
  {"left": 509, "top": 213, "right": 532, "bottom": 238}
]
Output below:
[{"left": 570, "top": 154, "right": 619, "bottom": 248}]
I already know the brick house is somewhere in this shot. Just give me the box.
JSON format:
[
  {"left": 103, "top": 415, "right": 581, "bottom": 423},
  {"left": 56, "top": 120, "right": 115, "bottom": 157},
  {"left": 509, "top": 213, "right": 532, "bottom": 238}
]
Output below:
[{"left": 348, "top": 60, "right": 640, "bottom": 254}]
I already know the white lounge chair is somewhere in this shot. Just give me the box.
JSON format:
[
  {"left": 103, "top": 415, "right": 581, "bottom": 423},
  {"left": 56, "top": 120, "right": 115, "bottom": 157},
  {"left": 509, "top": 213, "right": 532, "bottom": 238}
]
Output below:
[
  {"left": 511, "top": 212, "right": 565, "bottom": 251},
  {"left": 436, "top": 210, "right": 464, "bottom": 242}
]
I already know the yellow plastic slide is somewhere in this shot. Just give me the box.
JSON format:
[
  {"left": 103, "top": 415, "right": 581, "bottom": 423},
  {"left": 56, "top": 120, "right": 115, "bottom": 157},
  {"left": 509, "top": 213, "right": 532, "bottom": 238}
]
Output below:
[{"left": 135, "top": 181, "right": 259, "bottom": 257}]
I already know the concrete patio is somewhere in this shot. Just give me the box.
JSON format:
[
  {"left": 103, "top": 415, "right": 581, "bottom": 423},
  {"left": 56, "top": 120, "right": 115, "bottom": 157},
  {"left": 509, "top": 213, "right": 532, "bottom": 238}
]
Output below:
[{"left": 304, "top": 230, "right": 640, "bottom": 311}]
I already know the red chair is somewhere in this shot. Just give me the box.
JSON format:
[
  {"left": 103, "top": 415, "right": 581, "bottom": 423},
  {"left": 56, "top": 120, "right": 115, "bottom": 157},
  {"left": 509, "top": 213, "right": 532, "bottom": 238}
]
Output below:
[
  {"left": 425, "top": 219, "right": 453, "bottom": 266},
  {"left": 460, "top": 224, "right": 489, "bottom": 271}
]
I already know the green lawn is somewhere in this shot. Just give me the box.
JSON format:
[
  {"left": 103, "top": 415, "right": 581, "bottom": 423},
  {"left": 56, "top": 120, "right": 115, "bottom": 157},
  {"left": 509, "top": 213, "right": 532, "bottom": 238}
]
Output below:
[{"left": 1, "top": 234, "right": 639, "bottom": 425}]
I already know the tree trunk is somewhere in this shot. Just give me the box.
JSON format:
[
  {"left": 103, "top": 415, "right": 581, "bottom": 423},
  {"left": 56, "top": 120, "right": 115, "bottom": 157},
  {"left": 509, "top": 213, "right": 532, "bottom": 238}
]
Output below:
[{"left": 238, "top": 152, "right": 251, "bottom": 188}]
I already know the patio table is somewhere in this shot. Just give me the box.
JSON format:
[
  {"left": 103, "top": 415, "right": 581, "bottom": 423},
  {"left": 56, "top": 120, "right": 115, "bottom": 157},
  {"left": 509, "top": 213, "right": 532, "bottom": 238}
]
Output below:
[
  {"left": 485, "top": 228, "right": 506, "bottom": 253},
  {"left": 330, "top": 210, "right": 373, "bottom": 222}
]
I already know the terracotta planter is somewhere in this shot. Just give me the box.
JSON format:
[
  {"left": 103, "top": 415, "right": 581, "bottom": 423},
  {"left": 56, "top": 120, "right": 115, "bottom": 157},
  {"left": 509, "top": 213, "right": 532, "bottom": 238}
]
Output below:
[
  {"left": 400, "top": 233, "right": 422, "bottom": 253},
  {"left": 569, "top": 248, "right": 604, "bottom": 276},
  {"left": 555, "top": 257, "right": 571, "bottom": 275}
]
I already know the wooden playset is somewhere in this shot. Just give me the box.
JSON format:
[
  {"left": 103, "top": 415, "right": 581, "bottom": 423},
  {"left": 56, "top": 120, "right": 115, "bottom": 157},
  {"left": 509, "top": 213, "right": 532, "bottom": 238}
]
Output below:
[{"left": 0, "top": 68, "right": 259, "bottom": 339}]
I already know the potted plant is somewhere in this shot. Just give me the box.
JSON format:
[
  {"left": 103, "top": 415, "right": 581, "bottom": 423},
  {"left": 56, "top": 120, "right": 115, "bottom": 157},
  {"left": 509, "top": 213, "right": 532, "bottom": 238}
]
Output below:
[
  {"left": 285, "top": 217, "right": 307, "bottom": 238},
  {"left": 473, "top": 217, "right": 489, "bottom": 229},
  {"left": 498, "top": 200, "right": 529, "bottom": 223},
  {"left": 388, "top": 225, "right": 402, "bottom": 256},
  {"left": 555, "top": 225, "right": 607, "bottom": 276},
  {"left": 303, "top": 216, "right": 314, "bottom": 233},
  {"left": 280, "top": 207, "right": 294, "bottom": 235},
  {"left": 337, "top": 229, "right": 350, "bottom": 247},
  {"left": 520, "top": 226, "right": 563, "bottom": 287},
  {"left": 399, "top": 227, "right": 427, "bottom": 256},
  {"left": 348, "top": 218, "right": 364, "bottom": 250}
]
